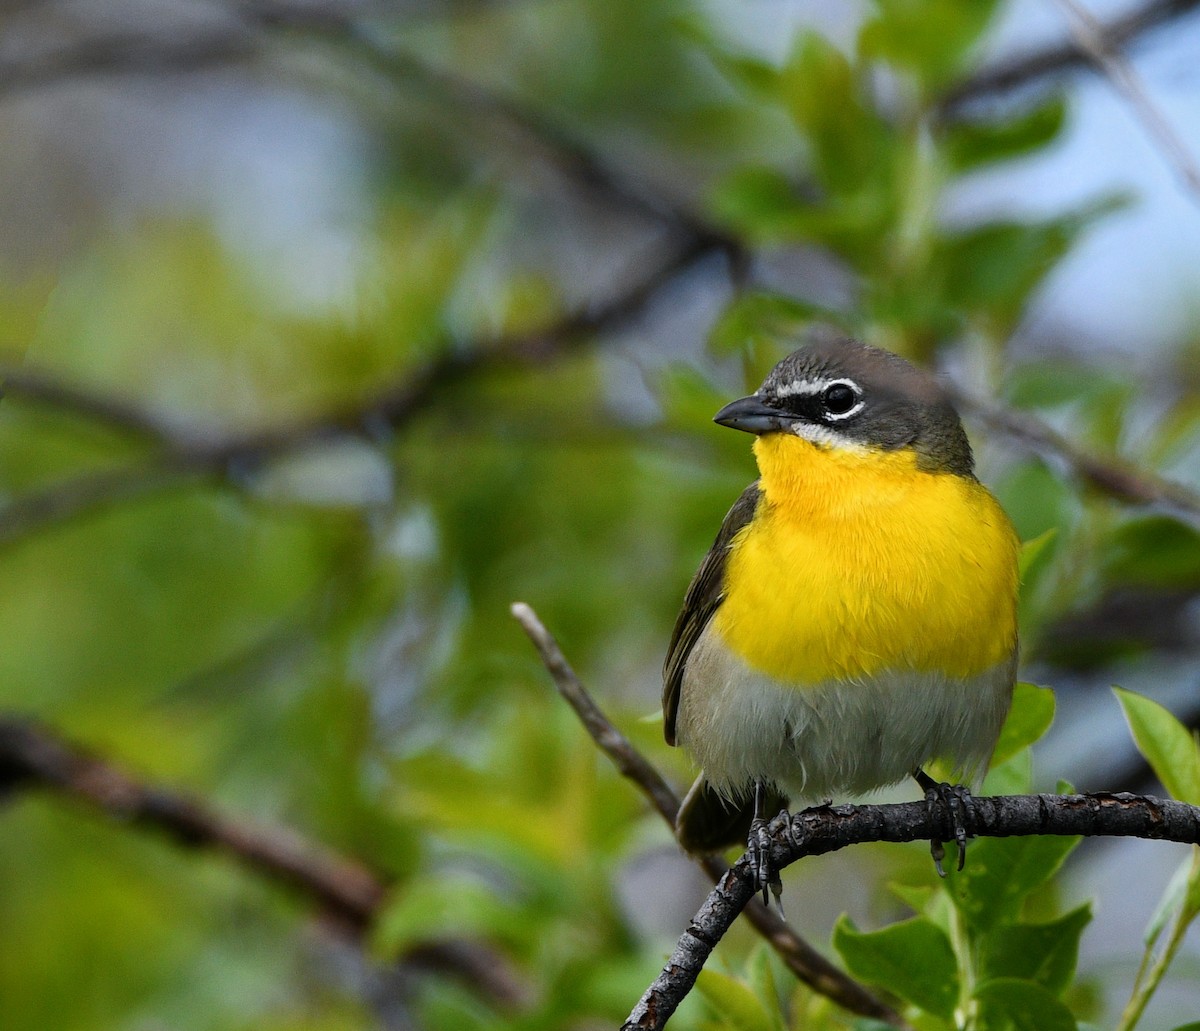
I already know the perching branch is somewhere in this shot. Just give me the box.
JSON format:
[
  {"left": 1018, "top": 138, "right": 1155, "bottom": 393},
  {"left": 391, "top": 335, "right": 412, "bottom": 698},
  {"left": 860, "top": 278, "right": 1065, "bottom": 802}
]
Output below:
[
  {"left": 623, "top": 793, "right": 1200, "bottom": 1031},
  {"left": 511, "top": 603, "right": 1200, "bottom": 1030},
  {"left": 510, "top": 602, "right": 909, "bottom": 1029},
  {"left": 0, "top": 716, "right": 527, "bottom": 1008}
]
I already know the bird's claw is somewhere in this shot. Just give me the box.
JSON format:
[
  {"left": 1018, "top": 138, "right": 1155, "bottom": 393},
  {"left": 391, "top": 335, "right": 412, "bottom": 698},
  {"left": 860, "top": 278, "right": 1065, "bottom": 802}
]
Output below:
[
  {"left": 748, "top": 814, "right": 786, "bottom": 916},
  {"left": 922, "top": 781, "right": 974, "bottom": 876}
]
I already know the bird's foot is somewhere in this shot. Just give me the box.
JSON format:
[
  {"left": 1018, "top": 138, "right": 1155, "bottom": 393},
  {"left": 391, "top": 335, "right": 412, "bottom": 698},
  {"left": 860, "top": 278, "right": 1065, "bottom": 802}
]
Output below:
[
  {"left": 916, "top": 772, "right": 974, "bottom": 877},
  {"left": 747, "top": 812, "right": 786, "bottom": 915}
]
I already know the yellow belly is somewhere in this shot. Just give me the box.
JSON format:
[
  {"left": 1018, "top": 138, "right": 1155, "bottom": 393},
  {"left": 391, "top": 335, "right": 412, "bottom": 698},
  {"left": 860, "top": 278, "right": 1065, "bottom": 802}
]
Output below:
[{"left": 714, "top": 434, "right": 1019, "bottom": 685}]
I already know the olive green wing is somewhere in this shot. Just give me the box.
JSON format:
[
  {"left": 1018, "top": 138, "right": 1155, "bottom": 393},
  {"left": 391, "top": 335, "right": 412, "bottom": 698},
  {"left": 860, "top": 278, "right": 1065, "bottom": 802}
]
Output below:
[{"left": 662, "top": 482, "right": 761, "bottom": 747}]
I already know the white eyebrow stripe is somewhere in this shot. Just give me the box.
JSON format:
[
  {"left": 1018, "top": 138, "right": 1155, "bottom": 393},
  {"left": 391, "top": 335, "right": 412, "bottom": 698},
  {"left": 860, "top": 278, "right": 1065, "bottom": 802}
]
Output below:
[
  {"left": 773, "top": 376, "right": 862, "bottom": 399},
  {"left": 774, "top": 377, "right": 834, "bottom": 397}
]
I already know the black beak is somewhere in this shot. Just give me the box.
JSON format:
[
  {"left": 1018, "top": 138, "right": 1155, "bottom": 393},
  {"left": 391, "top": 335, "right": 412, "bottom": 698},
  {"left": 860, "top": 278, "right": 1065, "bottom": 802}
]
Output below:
[{"left": 713, "top": 394, "right": 789, "bottom": 435}]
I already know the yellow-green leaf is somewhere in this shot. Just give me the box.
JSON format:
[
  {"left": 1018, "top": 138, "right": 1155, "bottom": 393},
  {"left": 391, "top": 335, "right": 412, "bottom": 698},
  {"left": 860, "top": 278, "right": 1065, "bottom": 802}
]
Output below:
[{"left": 1113, "top": 687, "right": 1200, "bottom": 805}]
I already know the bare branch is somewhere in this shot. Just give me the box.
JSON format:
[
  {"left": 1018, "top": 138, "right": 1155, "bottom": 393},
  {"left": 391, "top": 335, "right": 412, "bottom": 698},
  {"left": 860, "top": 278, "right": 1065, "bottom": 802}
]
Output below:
[
  {"left": 0, "top": 367, "right": 199, "bottom": 443},
  {"left": 5, "top": 1, "right": 1199, "bottom": 541},
  {"left": 514, "top": 603, "right": 1200, "bottom": 1029},
  {"left": 950, "top": 387, "right": 1200, "bottom": 524},
  {"left": 942, "top": 0, "right": 1200, "bottom": 116},
  {"left": 510, "top": 602, "right": 909, "bottom": 1029},
  {"left": 244, "top": 1, "right": 725, "bottom": 243},
  {"left": 0, "top": 715, "right": 384, "bottom": 921},
  {"left": 624, "top": 792, "right": 1200, "bottom": 1030},
  {"left": 0, "top": 715, "right": 527, "bottom": 1007},
  {"left": 0, "top": 26, "right": 260, "bottom": 95},
  {"left": 0, "top": 2, "right": 740, "bottom": 260},
  {"left": 511, "top": 602, "right": 681, "bottom": 824},
  {"left": 1054, "top": 0, "right": 1200, "bottom": 203},
  {"left": 0, "top": 229, "right": 726, "bottom": 547}
]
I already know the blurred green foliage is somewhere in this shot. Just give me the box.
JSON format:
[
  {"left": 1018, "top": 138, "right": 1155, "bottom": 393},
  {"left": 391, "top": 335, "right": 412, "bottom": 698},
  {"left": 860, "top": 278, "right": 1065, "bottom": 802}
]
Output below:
[{"left": 1, "top": 0, "right": 1199, "bottom": 1029}]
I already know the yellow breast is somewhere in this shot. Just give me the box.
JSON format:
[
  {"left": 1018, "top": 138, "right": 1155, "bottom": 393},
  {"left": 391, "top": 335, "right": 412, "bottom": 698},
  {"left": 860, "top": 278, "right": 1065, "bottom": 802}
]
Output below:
[{"left": 714, "top": 434, "right": 1019, "bottom": 685}]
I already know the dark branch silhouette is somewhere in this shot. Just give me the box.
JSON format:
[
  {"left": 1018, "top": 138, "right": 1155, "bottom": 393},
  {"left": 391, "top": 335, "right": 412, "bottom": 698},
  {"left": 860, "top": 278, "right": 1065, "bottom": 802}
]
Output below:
[
  {"left": 941, "top": 0, "right": 1200, "bottom": 116},
  {"left": 0, "top": 716, "right": 527, "bottom": 1008},
  {"left": 510, "top": 603, "right": 910, "bottom": 1029},
  {"left": 948, "top": 388, "right": 1200, "bottom": 523},
  {"left": 5, "top": 0, "right": 1195, "bottom": 119},
  {"left": 2, "top": 2, "right": 1198, "bottom": 545},
  {"left": 511, "top": 603, "right": 1200, "bottom": 1031},
  {"left": 0, "top": 228, "right": 727, "bottom": 547},
  {"left": 621, "top": 792, "right": 1200, "bottom": 1030}
]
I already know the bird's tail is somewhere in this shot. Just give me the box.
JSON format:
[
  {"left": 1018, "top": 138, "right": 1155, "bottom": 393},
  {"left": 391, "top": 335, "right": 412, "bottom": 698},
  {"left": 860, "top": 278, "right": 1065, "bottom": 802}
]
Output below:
[{"left": 675, "top": 776, "right": 789, "bottom": 854}]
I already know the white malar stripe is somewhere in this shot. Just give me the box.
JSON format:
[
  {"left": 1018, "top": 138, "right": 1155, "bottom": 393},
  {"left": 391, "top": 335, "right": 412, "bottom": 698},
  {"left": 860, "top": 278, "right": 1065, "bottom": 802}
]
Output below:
[{"left": 789, "top": 421, "right": 866, "bottom": 450}]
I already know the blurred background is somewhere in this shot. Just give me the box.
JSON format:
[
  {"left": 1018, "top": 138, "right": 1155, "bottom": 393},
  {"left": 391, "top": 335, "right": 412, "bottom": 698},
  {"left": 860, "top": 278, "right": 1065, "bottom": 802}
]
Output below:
[{"left": 1, "top": 0, "right": 1200, "bottom": 1028}]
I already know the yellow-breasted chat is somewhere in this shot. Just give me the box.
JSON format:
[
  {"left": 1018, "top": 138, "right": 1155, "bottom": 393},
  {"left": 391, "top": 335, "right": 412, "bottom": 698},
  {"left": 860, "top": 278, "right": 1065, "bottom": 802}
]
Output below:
[{"left": 663, "top": 330, "right": 1019, "bottom": 886}]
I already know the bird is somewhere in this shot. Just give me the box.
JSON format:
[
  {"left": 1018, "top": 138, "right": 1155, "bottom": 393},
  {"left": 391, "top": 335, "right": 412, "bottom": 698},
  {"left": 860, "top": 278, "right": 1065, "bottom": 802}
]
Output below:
[{"left": 663, "top": 329, "right": 1019, "bottom": 890}]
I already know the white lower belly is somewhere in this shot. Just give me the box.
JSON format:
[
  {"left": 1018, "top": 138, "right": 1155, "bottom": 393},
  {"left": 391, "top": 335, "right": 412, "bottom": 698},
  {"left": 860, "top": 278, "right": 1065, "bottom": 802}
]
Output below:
[{"left": 676, "top": 624, "right": 1015, "bottom": 800}]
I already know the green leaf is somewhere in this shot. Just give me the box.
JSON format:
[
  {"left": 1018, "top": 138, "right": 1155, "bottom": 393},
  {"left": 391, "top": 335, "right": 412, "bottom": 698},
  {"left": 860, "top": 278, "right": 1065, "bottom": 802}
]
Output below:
[
  {"left": 944, "top": 97, "right": 1067, "bottom": 171},
  {"left": 1113, "top": 687, "right": 1200, "bottom": 805},
  {"left": 656, "top": 364, "right": 729, "bottom": 432},
  {"left": 858, "top": 0, "right": 1000, "bottom": 92},
  {"left": 1104, "top": 517, "right": 1200, "bottom": 590},
  {"left": 695, "top": 966, "right": 776, "bottom": 1031},
  {"left": 983, "top": 747, "right": 1033, "bottom": 796},
  {"left": 979, "top": 904, "right": 1092, "bottom": 995},
  {"left": 1019, "top": 529, "right": 1058, "bottom": 580},
  {"left": 1143, "top": 850, "right": 1194, "bottom": 948},
  {"left": 709, "top": 49, "right": 782, "bottom": 96},
  {"left": 779, "top": 32, "right": 890, "bottom": 192},
  {"left": 707, "top": 291, "right": 828, "bottom": 360},
  {"left": 997, "top": 460, "right": 1076, "bottom": 549},
  {"left": 371, "top": 877, "right": 521, "bottom": 956},
  {"left": 745, "top": 946, "right": 787, "bottom": 1031},
  {"left": 991, "top": 682, "right": 1055, "bottom": 767},
  {"left": 1004, "top": 359, "right": 1128, "bottom": 411},
  {"left": 1169, "top": 1024, "right": 1200, "bottom": 1031},
  {"left": 974, "top": 978, "right": 1077, "bottom": 1030},
  {"left": 888, "top": 881, "right": 935, "bottom": 914},
  {"left": 946, "top": 835, "right": 1081, "bottom": 934},
  {"left": 709, "top": 166, "right": 807, "bottom": 240},
  {"left": 832, "top": 915, "right": 959, "bottom": 1018},
  {"left": 936, "top": 217, "right": 1080, "bottom": 327}
]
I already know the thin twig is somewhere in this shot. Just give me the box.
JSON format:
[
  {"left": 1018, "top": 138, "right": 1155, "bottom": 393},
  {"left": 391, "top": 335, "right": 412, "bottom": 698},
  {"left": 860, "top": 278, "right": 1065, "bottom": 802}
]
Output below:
[
  {"left": 0, "top": 715, "right": 528, "bottom": 1007},
  {"left": 950, "top": 387, "right": 1200, "bottom": 523},
  {"left": 509, "top": 602, "right": 909, "bottom": 1029},
  {"left": 1054, "top": 0, "right": 1200, "bottom": 203},
  {"left": 0, "top": 716, "right": 384, "bottom": 921},
  {"left": 236, "top": 0, "right": 732, "bottom": 246},
  {"left": 0, "top": 230, "right": 725, "bottom": 547},
  {"left": 0, "top": 367, "right": 202, "bottom": 444},
  {"left": 7, "top": 0, "right": 1197, "bottom": 138},
  {"left": 941, "top": 0, "right": 1200, "bottom": 116},
  {"left": 5, "top": 2, "right": 1200, "bottom": 538},
  {"left": 624, "top": 792, "right": 1200, "bottom": 1030}
]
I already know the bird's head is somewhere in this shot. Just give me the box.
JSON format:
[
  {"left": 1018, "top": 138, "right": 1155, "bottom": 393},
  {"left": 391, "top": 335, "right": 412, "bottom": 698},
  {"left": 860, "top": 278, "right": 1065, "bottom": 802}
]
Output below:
[{"left": 713, "top": 329, "right": 974, "bottom": 477}]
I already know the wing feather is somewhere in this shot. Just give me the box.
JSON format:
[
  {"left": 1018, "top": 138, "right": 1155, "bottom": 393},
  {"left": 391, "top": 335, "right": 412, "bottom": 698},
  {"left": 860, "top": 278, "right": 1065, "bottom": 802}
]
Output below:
[{"left": 662, "top": 482, "right": 761, "bottom": 745}]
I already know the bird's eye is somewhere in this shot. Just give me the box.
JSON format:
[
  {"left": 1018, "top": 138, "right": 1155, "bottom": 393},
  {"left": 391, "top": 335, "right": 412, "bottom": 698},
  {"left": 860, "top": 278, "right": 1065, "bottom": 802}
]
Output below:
[{"left": 822, "top": 382, "right": 859, "bottom": 416}]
